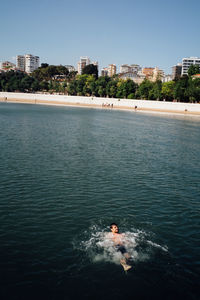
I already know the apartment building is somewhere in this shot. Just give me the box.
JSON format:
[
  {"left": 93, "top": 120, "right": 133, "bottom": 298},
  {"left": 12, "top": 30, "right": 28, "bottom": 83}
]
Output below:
[
  {"left": 65, "top": 65, "right": 75, "bottom": 72},
  {"left": 120, "top": 64, "right": 130, "bottom": 73},
  {"left": 162, "top": 74, "right": 173, "bottom": 83},
  {"left": 192, "top": 74, "right": 200, "bottom": 79},
  {"left": 172, "top": 64, "right": 182, "bottom": 80},
  {"left": 130, "top": 64, "right": 141, "bottom": 74},
  {"left": 118, "top": 72, "right": 145, "bottom": 84},
  {"left": 77, "top": 57, "right": 90, "bottom": 74},
  {"left": 101, "top": 67, "right": 108, "bottom": 76},
  {"left": 120, "top": 64, "right": 141, "bottom": 74},
  {"left": 16, "top": 55, "right": 25, "bottom": 72},
  {"left": 182, "top": 57, "right": 200, "bottom": 76},
  {"left": 142, "top": 67, "right": 164, "bottom": 81},
  {"left": 100, "top": 64, "right": 116, "bottom": 77},
  {"left": 77, "top": 57, "right": 99, "bottom": 74},
  {"left": 142, "top": 67, "right": 154, "bottom": 79},
  {"left": 25, "top": 54, "right": 40, "bottom": 73},
  {"left": 108, "top": 64, "right": 116, "bottom": 77},
  {"left": 152, "top": 67, "right": 164, "bottom": 82},
  {"left": 1, "top": 61, "right": 16, "bottom": 71},
  {"left": 16, "top": 54, "right": 40, "bottom": 73}
]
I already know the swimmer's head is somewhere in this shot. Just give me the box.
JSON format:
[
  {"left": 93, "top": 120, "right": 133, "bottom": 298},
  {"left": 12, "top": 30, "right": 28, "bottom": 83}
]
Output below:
[{"left": 110, "top": 223, "right": 119, "bottom": 233}]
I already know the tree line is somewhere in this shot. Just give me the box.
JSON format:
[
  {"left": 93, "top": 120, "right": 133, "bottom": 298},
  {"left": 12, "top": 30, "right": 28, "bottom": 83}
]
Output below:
[{"left": 0, "top": 64, "right": 200, "bottom": 103}]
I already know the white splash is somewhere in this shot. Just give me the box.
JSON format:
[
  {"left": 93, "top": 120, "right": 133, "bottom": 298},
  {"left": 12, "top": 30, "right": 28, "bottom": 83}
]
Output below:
[{"left": 78, "top": 225, "right": 167, "bottom": 265}]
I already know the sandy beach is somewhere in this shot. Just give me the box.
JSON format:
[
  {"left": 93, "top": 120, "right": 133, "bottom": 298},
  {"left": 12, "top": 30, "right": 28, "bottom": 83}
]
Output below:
[{"left": 1, "top": 92, "right": 200, "bottom": 116}]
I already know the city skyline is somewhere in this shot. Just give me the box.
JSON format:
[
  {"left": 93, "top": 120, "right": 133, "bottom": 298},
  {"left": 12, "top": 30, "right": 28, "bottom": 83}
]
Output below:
[
  {"left": 2, "top": 54, "right": 200, "bottom": 80},
  {"left": 1, "top": 0, "right": 200, "bottom": 74}
]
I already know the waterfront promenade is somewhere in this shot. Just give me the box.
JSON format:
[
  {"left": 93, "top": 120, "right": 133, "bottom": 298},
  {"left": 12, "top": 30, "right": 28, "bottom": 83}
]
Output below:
[{"left": 1, "top": 92, "right": 200, "bottom": 116}]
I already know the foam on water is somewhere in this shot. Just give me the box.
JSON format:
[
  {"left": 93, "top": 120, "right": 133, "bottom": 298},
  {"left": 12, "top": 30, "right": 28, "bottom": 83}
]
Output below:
[{"left": 75, "top": 224, "right": 168, "bottom": 266}]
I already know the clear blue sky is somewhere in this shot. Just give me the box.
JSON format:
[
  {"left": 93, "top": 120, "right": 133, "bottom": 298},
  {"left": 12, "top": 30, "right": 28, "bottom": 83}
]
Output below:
[{"left": 1, "top": 0, "right": 200, "bottom": 74}]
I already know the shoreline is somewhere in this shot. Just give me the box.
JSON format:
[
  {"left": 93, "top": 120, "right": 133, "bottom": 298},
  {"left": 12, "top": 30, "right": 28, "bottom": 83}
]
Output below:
[{"left": 1, "top": 92, "right": 200, "bottom": 117}]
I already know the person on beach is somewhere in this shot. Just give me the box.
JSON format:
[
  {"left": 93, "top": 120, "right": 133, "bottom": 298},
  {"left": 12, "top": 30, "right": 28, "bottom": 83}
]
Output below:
[{"left": 109, "top": 223, "right": 132, "bottom": 271}]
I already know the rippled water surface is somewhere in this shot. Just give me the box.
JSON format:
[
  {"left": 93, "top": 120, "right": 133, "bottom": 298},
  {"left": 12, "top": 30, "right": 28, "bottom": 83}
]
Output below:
[{"left": 0, "top": 103, "right": 200, "bottom": 300}]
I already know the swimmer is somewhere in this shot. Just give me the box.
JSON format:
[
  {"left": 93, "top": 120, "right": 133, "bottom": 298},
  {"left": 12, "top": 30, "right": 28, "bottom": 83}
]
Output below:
[{"left": 109, "top": 223, "right": 132, "bottom": 271}]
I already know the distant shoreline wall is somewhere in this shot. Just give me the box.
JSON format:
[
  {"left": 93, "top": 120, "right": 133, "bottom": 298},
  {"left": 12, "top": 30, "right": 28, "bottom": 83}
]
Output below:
[{"left": 1, "top": 92, "right": 200, "bottom": 116}]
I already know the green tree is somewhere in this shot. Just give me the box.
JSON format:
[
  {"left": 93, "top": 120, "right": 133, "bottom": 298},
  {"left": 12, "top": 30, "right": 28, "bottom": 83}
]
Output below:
[
  {"left": 68, "top": 71, "right": 78, "bottom": 81},
  {"left": 41, "top": 63, "right": 49, "bottom": 68},
  {"left": 76, "top": 75, "right": 88, "bottom": 95},
  {"left": 187, "top": 78, "right": 200, "bottom": 102},
  {"left": 161, "top": 81, "right": 175, "bottom": 101},
  {"left": 32, "top": 65, "right": 69, "bottom": 81},
  {"left": 67, "top": 81, "right": 77, "bottom": 95},
  {"left": 96, "top": 76, "right": 110, "bottom": 97},
  {"left": 40, "top": 80, "right": 49, "bottom": 91},
  {"left": 173, "top": 76, "right": 189, "bottom": 102},
  {"left": 116, "top": 79, "right": 137, "bottom": 99},
  {"left": 137, "top": 79, "right": 153, "bottom": 99},
  {"left": 127, "top": 93, "right": 135, "bottom": 99},
  {"left": 97, "top": 86, "right": 105, "bottom": 97},
  {"left": 188, "top": 64, "right": 200, "bottom": 77},
  {"left": 82, "top": 64, "right": 98, "bottom": 79},
  {"left": 125, "top": 79, "right": 137, "bottom": 98},
  {"left": 20, "top": 76, "right": 35, "bottom": 92},
  {"left": 106, "top": 79, "right": 118, "bottom": 98},
  {"left": 1, "top": 79, "right": 6, "bottom": 91},
  {"left": 149, "top": 80, "right": 162, "bottom": 100},
  {"left": 56, "top": 65, "right": 69, "bottom": 76},
  {"left": 84, "top": 75, "right": 96, "bottom": 96},
  {"left": 31, "top": 80, "right": 40, "bottom": 91}
]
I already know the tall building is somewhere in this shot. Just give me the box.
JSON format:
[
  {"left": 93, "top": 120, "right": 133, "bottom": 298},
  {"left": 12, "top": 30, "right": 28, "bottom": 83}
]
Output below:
[
  {"left": 25, "top": 54, "right": 39, "bottom": 73},
  {"left": 77, "top": 57, "right": 91, "bottom": 74},
  {"left": 77, "top": 57, "right": 98, "bottom": 74},
  {"left": 16, "top": 55, "right": 25, "bottom": 71},
  {"left": 16, "top": 54, "right": 40, "bottom": 73},
  {"left": 172, "top": 64, "right": 182, "bottom": 80},
  {"left": 108, "top": 64, "right": 116, "bottom": 77},
  {"left": 182, "top": 57, "right": 200, "bottom": 76}
]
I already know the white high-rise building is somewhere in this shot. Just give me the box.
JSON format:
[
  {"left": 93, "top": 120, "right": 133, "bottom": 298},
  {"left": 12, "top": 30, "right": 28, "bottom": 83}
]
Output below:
[
  {"left": 25, "top": 54, "right": 39, "bottom": 73},
  {"left": 182, "top": 57, "right": 200, "bottom": 76},
  {"left": 16, "top": 54, "right": 40, "bottom": 73},
  {"left": 77, "top": 57, "right": 91, "bottom": 74},
  {"left": 77, "top": 57, "right": 98, "bottom": 74}
]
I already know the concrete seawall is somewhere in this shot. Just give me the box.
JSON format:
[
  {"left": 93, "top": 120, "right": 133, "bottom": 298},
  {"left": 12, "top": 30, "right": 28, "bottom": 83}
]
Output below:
[{"left": 1, "top": 92, "right": 200, "bottom": 116}]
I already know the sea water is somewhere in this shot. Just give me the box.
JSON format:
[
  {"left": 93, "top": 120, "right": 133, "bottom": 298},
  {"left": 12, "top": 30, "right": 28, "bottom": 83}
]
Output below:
[{"left": 0, "top": 103, "right": 200, "bottom": 300}]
